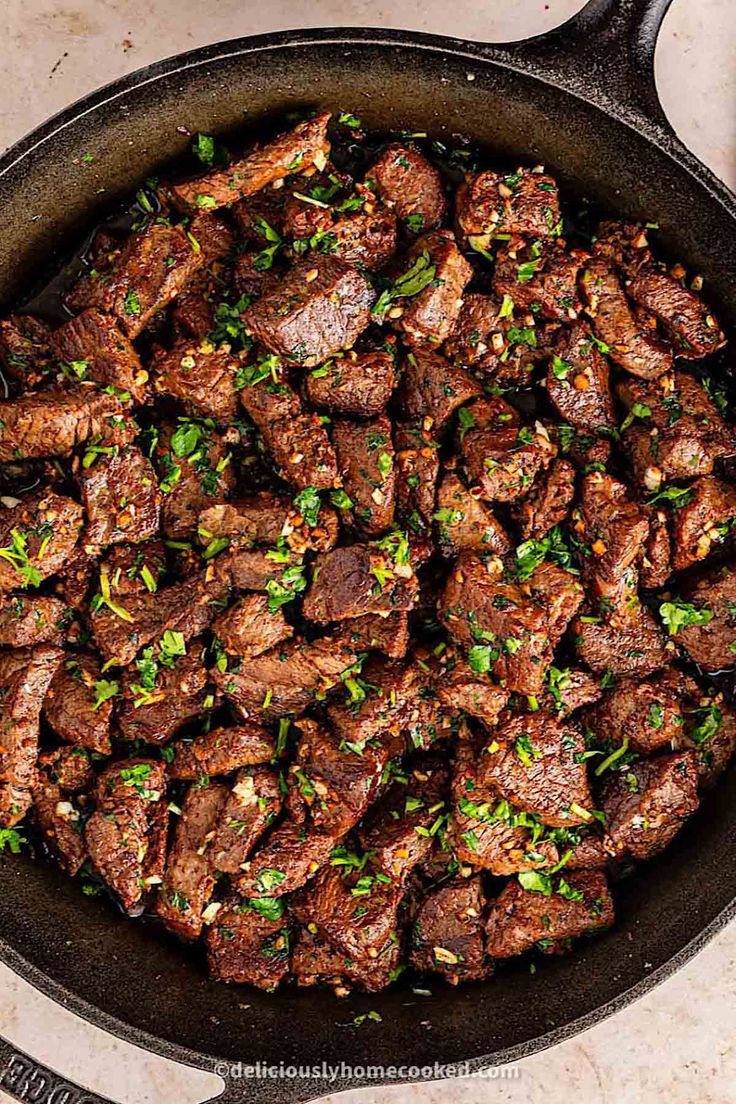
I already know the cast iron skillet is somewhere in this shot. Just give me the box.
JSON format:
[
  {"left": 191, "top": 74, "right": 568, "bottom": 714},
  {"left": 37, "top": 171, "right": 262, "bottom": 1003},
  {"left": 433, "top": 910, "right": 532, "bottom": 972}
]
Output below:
[{"left": 1, "top": 1, "right": 736, "bottom": 1101}]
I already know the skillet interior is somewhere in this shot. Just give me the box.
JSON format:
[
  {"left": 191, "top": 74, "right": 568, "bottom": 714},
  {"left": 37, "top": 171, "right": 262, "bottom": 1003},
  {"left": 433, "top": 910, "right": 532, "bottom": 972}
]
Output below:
[{"left": 1, "top": 29, "right": 735, "bottom": 1089}]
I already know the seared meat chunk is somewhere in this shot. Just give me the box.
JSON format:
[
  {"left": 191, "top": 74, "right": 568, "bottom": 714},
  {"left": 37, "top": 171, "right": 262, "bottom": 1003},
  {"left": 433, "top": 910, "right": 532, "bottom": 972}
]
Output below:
[
  {"left": 152, "top": 337, "right": 242, "bottom": 421},
  {"left": 400, "top": 349, "right": 482, "bottom": 430},
  {"left": 78, "top": 444, "right": 161, "bottom": 554},
  {"left": 528, "top": 561, "right": 584, "bottom": 646},
  {"left": 169, "top": 722, "right": 274, "bottom": 780},
  {"left": 156, "top": 781, "right": 228, "bottom": 939},
  {"left": 291, "top": 925, "right": 354, "bottom": 991},
  {"left": 394, "top": 423, "right": 440, "bottom": 532},
  {"left": 336, "top": 610, "right": 410, "bottom": 660},
  {"left": 462, "top": 418, "right": 556, "bottom": 503},
  {"left": 678, "top": 699, "right": 736, "bottom": 789},
  {"left": 671, "top": 476, "right": 736, "bottom": 572},
  {"left": 332, "top": 415, "right": 396, "bottom": 536},
  {"left": 212, "top": 547, "right": 304, "bottom": 594},
  {"left": 592, "top": 219, "right": 653, "bottom": 271},
  {"left": 574, "top": 596, "right": 668, "bottom": 678},
  {"left": 214, "top": 594, "right": 292, "bottom": 659},
  {"left": 642, "top": 507, "right": 672, "bottom": 588},
  {"left": 302, "top": 541, "right": 418, "bottom": 623},
  {"left": 600, "top": 752, "right": 699, "bottom": 860},
  {"left": 626, "top": 269, "right": 725, "bottom": 358},
  {"left": 395, "top": 230, "right": 473, "bottom": 347},
  {"left": 89, "top": 541, "right": 166, "bottom": 665},
  {"left": 44, "top": 653, "right": 114, "bottom": 755},
  {"left": 39, "top": 746, "right": 95, "bottom": 793},
  {"left": 199, "top": 493, "right": 338, "bottom": 554},
  {"left": 0, "top": 595, "right": 66, "bottom": 647},
  {"left": 492, "top": 243, "right": 581, "bottom": 322},
  {"left": 436, "top": 659, "right": 509, "bottom": 723},
  {"left": 586, "top": 669, "right": 695, "bottom": 755},
  {"left": 411, "top": 877, "right": 490, "bottom": 983},
  {"left": 283, "top": 188, "right": 397, "bottom": 270},
  {"left": 0, "top": 314, "right": 51, "bottom": 388},
  {"left": 32, "top": 773, "right": 87, "bottom": 876},
  {"left": 577, "top": 472, "right": 649, "bottom": 605},
  {"left": 0, "top": 645, "right": 63, "bottom": 827},
  {"left": 546, "top": 667, "right": 603, "bottom": 716},
  {"left": 171, "top": 113, "right": 331, "bottom": 211},
  {"left": 515, "top": 459, "right": 576, "bottom": 540},
  {"left": 368, "top": 143, "right": 447, "bottom": 233},
  {"left": 241, "top": 378, "right": 339, "bottom": 490},
  {"left": 0, "top": 388, "right": 131, "bottom": 462},
  {"left": 155, "top": 420, "right": 235, "bottom": 540},
  {"left": 211, "top": 766, "right": 281, "bottom": 873},
  {"left": 442, "top": 293, "right": 505, "bottom": 374},
  {"left": 206, "top": 896, "right": 290, "bottom": 990},
  {"left": 455, "top": 168, "right": 560, "bottom": 245},
  {"left": 50, "top": 309, "right": 146, "bottom": 401},
  {"left": 670, "top": 561, "right": 736, "bottom": 670},
  {"left": 118, "top": 645, "right": 209, "bottom": 745},
  {"left": 236, "top": 821, "right": 335, "bottom": 898},
  {"left": 243, "top": 256, "right": 374, "bottom": 365},
  {"left": 546, "top": 322, "right": 616, "bottom": 433},
  {"left": 0, "top": 491, "right": 83, "bottom": 592},
  {"left": 304, "top": 350, "right": 396, "bottom": 417},
  {"left": 485, "top": 871, "right": 614, "bottom": 957},
  {"left": 580, "top": 258, "right": 671, "bottom": 379}
]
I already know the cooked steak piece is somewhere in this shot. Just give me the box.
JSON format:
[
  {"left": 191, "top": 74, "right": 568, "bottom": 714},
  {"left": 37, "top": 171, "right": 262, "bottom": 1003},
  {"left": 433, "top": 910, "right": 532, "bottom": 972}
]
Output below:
[
  {"left": 0, "top": 645, "right": 63, "bottom": 827},
  {"left": 152, "top": 337, "right": 242, "bottom": 422},
  {"left": 32, "top": 771, "right": 87, "bottom": 875},
  {"left": 169, "top": 723, "right": 274, "bottom": 781},
  {"left": 0, "top": 595, "right": 66, "bottom": 647},
  {"left": 171, "top": 113, "right": 331, "bottom": 211},
  {"left": 38, "top": 746, "right": 95, "bottom": 793},
  {"left": 213, "top": 635, "right": 357, "bottom": 721},
  {"left": 118, "top": 644, "right": 209, "bottom": 745},
  {"left": 671, "top": 476, "right": 736, "bottom": 572},
  {"left": 235, "top": 820, "right": 335, "bottom": 898},
  {"left": 671, "top": 560, "right": 736, "bottom": 671},
  {"left": 0, "top": 388, "right": 131, "bottom": 462},
  {"left": 400, "top": 349, "right": 482, "bottom": 431},
  {"left": 527, "top": 561, "right": 585, "bottom": 648},
  {"left": 492, "top": 243, "right": 582, "bottom": 322},
  {"left": 49, "top": 310, "right": 147, "bottom": 402},
  {"left": 199, "top": 493, "right": 338, "bottom": 555},
  {"left": 574, "top": 594, "right": 669, "bottom": 677},
  {"left": 336, "top": 610, "right": 410, "bottom": 659},
  {"left": 410, "top": 876, "right": 490, "bottom": 983},
  {"left": 599, "top": 751, "right": 699, "bottom": 860},
  {"left": 580, "top": 258, "right": 672, "bottom": 379},
  {"left": 577, "top": 472, "right": 649, "bottom": 606},
  {"left": 211, "top": 766, "right": 281, "bottom": 873},
  {"left": 546, "top": 322, "right": 616, "bottom": 433},
  {"left": 0, "top": 314, "right": 51, "bottom": 388},
  {"left": 155, "top": 420, "right": 235, "bottom": 540},
  {"left": 283, "top": 188, "right": 397, "bottom": 270},
  {"left": 642, "top": 507, "right": 672, "bottom": 588},
  {"left": 241, "top": 378, "right": 339, "bottom": 490},
  {"left": 0, "top": 491, "right": 83, "bottom": 592},
  {"left": 304, "top": 350, "right": 396, "bottom": 417},
  {"left": 332, "top": 415, "right": 396, "bottom": 537},
  {"left": 677, "top": 700, "right": 736, "bottom": 789},
  {"left": 77, "top": 444, "right": 161, "bottom": 554},
  {"left": 212, "top": 547, "right": 303, "bottom": 594},
  {"left": 395, "top": 230, "right": 473, "bottom": 347},
  {"left": 84, "top": 758, "right": 167, "bottom": 913},
  {"left": 394, "top": 423, "right": 440, "bottom": 533},
  {"left": 44, "top": 653, "right": 114, "bottom": 755},
  {"left": 243, "top": 256, "right": 374, "bottom": 366},
  {"left": 303, "top": 541, "right": 418, "bottom": 623},
  {"left": 485, "top": 870, "right": 614, "bottom": 958},
  {"left": 155, "top": 780, "right": 228, "bottom": 939},
  {"left": 586, "top": 668, "right": 697, "bottom": 755},
  {"left": 170, "top": 270, "right": 219, "bottom": 340},
  {"left": 462, "top": 418, "right": 556, "bottom": 503},
  {"left": 214, "top": 594, "right": 293, "bottom": 659},
  {"left": 291, "top": 925, "right": 354, "bottom": 991},
  {"left": 515, "top": 459, "right": 576, "bottom": 540},
  {"left": 545, "top": 667, "right": 603, "bottom": 716},
  {"left": 206, "top": 896, "right": 290, "bottom": 990},
  {"left": 436, "top": 658, "right": 509, "bottom": 723},
  {"left": 455, "top": 168, "right": 561, "bottom": 245},
  {"left": 442, "top": 293, "right": 506, "bottom": 374},
  {"left": 592, "top": 219, "right": 653, "bottom": 272},
  {"left": 626, "top": 269, "right": 725, "bottom": 358},
  {"left": 89, "top": 541, "right": 166, "bottom": 665},
  {"left": 368, "top": 143, "right": 447, "bottom": 233}
]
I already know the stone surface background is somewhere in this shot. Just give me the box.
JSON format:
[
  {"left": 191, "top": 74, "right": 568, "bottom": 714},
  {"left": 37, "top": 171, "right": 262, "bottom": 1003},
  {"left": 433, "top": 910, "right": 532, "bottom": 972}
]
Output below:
[{"left": 1, "top": 1, "right": 735, "bottom": 1101}]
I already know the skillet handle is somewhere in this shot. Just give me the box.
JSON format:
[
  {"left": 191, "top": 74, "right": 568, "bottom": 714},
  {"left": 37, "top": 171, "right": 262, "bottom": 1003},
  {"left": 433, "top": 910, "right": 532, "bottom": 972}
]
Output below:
[
  {"left": 0, "top": 1034, "right": 119, "bottom": 1104},
  {"left": 501, "top": 0, "right": 676, "bottom": 137}
]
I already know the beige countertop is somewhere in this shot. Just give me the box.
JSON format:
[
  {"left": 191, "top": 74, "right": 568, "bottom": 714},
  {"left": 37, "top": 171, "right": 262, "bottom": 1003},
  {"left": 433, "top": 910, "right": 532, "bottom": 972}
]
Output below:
[{"left": 1, "top": 1, "right": 735, "bottom": 1102}]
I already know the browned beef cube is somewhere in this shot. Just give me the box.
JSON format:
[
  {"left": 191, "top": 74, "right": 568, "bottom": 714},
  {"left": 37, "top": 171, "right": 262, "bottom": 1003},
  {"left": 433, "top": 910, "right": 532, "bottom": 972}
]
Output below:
[
  {"left": 0, "top": 595, "right": 66, "bottom": 647},
  {"left": 514, "top": 459, "right": 576, "bottom": 540},
  {"left": 0, "top": 645, "right": 63, "bottom": 827},
  {"left": 302, "top": 543, "right": 419, "bottom": 624},
  {"left": 492, "top": 243, "right": 582, "bottom": 322},
  {"left": 592, "top": 219, "right": 653, "bottom": 271},
  {"left": 170, "top": 270, "right": 219, "bottom": 340},
  {"left": 199, "top": 493, "right": 338, "bottom": 555},
  {"left": 462, "top": 419, "right": 556, "bottom": 503},
  {"left": 89, "top": 541, "right": 166, "bottom": 665},
  {"left": 626, "top": 269, "right": 725, "bottom": 358},
  {"left": 155, "top": 781, "right": 228, "bottom": 938},
  {"left": 49, "top": 310, "right": 147, "bottom": 402},
  {"left": 236, "top": 821, "right": 335, "bottom": 898},
  {"left": 32, "top": 773, "right": 87, "bottom": 876},
  {"left": 206, "top": 897, "right": 290, "bottom": 990},
  {"left": 401, "top": 349, "right": 482, "bottom": 431},
  {"left": 241, "top": 378, "right": 339, "bottom": 489},
  {"left": 336, "top": 611, "right": 410, "bottom": 659},
  {"left": 546, "top": 322, "right": 616, "bottom": 433},
  {"left": 368, "top": 143, "right": 447, "bottom": 233},
  {"left": 671, "top": 476, "right": 736, "bottom": 572},
  {"left": 85, "top": 758, "right": 167, "bottom": 912},
  {"left": 212, "top": 547, "right": 302, "bottom": 593},
  {"left": 332, "top": 415, "right": 396, "bottom": 537},
  {"left": 211, "top": 766, "right": 281, "bottom": 873},
  {"left": 546, "top": 668, "right": 603, "bottom": 716},
  {"left": 573, "top": 597, "right": 669, "bottom": 677},
  {"left": 213, "top": 636, "right": 357, "bottom": 721},
  {"left": 0, "top": 491, "right": 83, "bottom": 592},
  {"left": 577, "top": 472, "right": 649, "bottom": 607},
  {"left": 580, "top": 259, "right": 671, "bottom": 379},
  {"left": 600, "top": 751, "right": 699, "bottom": 860},
  {"left": 455, "top": 168, "right": 561, "bottom": 245},
  {"left": 171, "top": 113, "right": 331, "bottom": 211},
  {"left": 304, "top": 350, "right": 396, "bottom": 417},
  {"left": 396, "top": 230, "right": 473, "bottom": 347},
  {"left": 485, "top": 870, "right": 614, "bottom": 958},
  {"left": 0, "top": 314, "right": 51, "bottom": 388},
  {"left": 678, "top": 700, "right": 736, "bottom": 789},
  {"left": 77, "top": 444, "right": 161, "bottom": 554},
  {"left": 586, "top": 668, "right": 695, "bottom": 756},
  {"left": 443, "top": 293, "right": 506, "bottom": 373},
  {"left": 642, "top": 507, "right": 672, "bottom": 588},
  {"left": 214, "top": 594, "right": 292, "bottom": 659},
  {"left": 481, "top": 712, "right": 593, "bottom": 826},
  {"left": 411, "top": 877, "right": 490, "bottom": 983},
  {"left": 291, "top": 925, "right": 353, "bottom": 990},
  {"left": 528, "top": 561, "right": 585, "bottom": 648},
  {"left": 232, "top": 251, "right": 286, "bottom": 300},
  {"left": 394, "top": 423, "right": 440, "bottom": 532},
  {"left": 0, "top": 388, "right": 132, "bottom": 462},
  {"left": 119, "top": 645, "right": 209, "bottom": 745},
  {"left": 152, "top": 337, "right": 241, "bottom": 421},
  {"left": 283, "top": 189, "right": 397, "bottom": 269},
  {"left": 671, "top": 561, "right": 736, "bottom": 670},
  {"left": 155, "top": 421, "right": 235, "bottom": 540},
  {"left": 243, "top": 256, "right": 374, "bottom": 365},
  {"left": 169, "top": 727, "right": 273, "bottom": 785},
  {"left": 39, "top": 746, "right": 95, "bottom": 793},
  {"left": 436, "top": 659, "right": 509, "bottom": 723},
  {"left": 439, "top": 554, "right": 552, "bottom": 695},
  {"left": 44, "top": 653, "right": 114, "bottom": 755}
]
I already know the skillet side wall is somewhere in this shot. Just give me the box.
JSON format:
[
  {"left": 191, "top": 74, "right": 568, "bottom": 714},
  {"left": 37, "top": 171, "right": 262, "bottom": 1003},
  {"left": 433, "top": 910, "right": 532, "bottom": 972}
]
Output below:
[{"left": 0, "top": 33, "right": 735, "bottom": 1075}]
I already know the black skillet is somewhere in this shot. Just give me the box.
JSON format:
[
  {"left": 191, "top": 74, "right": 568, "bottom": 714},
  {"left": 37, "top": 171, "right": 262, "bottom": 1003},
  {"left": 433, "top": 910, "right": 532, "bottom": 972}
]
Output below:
[{"left": 1, "top": 1, "right": 736, "bottom": 1101}]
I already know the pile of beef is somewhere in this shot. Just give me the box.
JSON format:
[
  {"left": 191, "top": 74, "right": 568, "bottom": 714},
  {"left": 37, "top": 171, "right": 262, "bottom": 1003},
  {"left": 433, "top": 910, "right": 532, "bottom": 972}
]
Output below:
[{"left": 1, "top": 111, "right": 735, "bottom": 994}]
